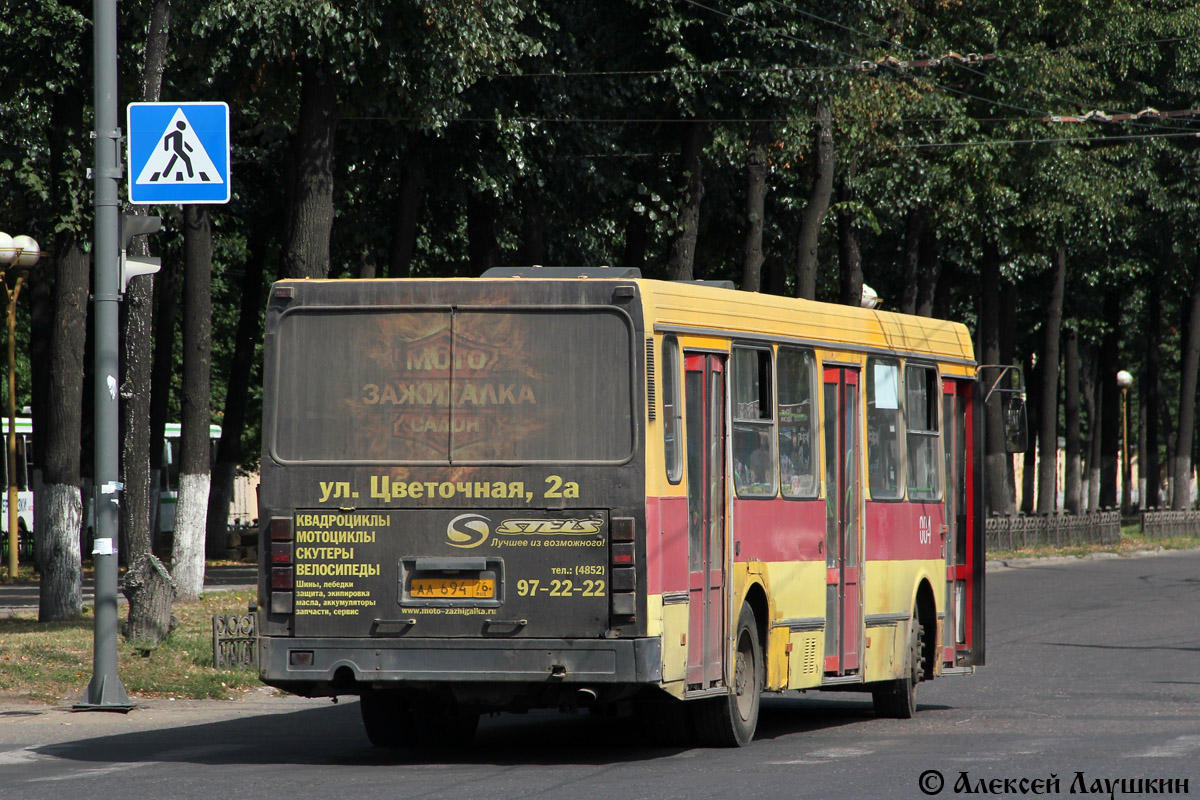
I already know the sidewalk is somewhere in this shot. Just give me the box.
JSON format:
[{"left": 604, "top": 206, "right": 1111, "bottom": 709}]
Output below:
[{"left": 0, "top": 686, "right": 329, "bottom": 746}]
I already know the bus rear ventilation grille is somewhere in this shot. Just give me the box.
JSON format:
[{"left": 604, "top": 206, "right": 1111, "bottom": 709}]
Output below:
[{"left": 646, "top": 338, "right": 656, "bottom": 421}]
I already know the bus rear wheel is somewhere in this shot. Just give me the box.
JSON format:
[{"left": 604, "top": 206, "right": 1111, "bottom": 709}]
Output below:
[
  {"left": 872, "top": 613, "right": 923, "bottom": 719},
  {"left": 693, "top": 604, "right": 761, "bottom": 747}
]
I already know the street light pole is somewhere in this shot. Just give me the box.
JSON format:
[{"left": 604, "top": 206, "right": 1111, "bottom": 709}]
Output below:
[
  {"left": 76, "top": 0, "right": 132, "bottom": 711},
  {"left": 0, "top": 233, "right": 40, "bottom": 581},
  {"left": 1117, "top": 369, "right": 1134, "bottom": 517}
]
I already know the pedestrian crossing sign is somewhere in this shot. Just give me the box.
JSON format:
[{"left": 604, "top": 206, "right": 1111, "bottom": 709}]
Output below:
[{"left": 127, "top": 102, "right": 230, "bottom": 204}]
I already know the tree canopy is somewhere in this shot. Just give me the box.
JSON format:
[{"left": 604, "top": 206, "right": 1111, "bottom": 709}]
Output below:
[{"left": 5, "top": 0, "right": 1200, "bottom": 523}]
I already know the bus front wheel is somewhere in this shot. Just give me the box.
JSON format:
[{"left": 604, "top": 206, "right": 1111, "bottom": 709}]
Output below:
[{"left": 693, "top": 604, "right": 762, "bottom": 747}]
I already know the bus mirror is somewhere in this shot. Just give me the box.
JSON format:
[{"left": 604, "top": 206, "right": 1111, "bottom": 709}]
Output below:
[{"left": 1003, "top": 393, "right": 1028, "bottom": 453}]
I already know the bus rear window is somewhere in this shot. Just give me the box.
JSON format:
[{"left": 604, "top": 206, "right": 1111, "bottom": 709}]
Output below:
[{"left": 269, "top": 307, "right": 635, "bottom": 463}]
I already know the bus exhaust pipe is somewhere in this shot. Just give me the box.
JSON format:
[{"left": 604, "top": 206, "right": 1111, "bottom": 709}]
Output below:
[{"left": 576, "top": 687, "right": 598, "bottom": 706}]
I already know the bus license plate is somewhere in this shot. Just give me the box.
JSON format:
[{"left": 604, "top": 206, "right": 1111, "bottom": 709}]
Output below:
[{"left": 410, "top": 577, "right": 496, "bottom": 599}]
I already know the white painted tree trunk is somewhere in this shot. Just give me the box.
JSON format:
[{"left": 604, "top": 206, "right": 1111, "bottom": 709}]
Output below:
[
  {"left": 171, "top": 472, "right": 210, "bottom": 600},
  {"left": 38, "top": 483, "right": 83, "bottom": 621}
]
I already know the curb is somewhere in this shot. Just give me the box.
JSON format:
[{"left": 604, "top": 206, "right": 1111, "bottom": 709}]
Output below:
[{"left": 986, "top": 546, "right": 1191, "bottom": 571}]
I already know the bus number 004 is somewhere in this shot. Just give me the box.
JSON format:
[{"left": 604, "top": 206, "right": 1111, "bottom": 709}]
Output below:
[{"left": 516, "top": 579, "right": 606, "bottom": 597}]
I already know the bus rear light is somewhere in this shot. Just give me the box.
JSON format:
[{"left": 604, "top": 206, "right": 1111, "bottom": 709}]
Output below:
[
  {"left": 289, "top": 650, "right": 314, "bottom": 667},
  {"left": 611, "top": 517, "right": 635, "bottom": 542},
  {"left": 609, "top": 518, "right": 637, "bottom": 621},
  {"left": 272, "top": 566, "right": 294, "bottom": 591},
  {"left": 269, "top": 516, "right": 293, "bottom": 541},
  {"left": 611, "top": 566, "right": 636, "bottom": 592},
  {"left": 611, "top": 593, "right": 636, "bottom": 617},
  {"left": 271, "top": 591, "right": 294, "bottom": 615},
  {"left": 272, "top": 542, "right": 293, "bottom": 565}
]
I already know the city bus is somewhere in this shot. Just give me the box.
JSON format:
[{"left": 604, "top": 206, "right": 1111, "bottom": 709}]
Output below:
[
  {"left": 256, "top": 267, "right": 1024, "bottom": 747},
  {"left": 1, "top": 418, "right": 226, "bottom": 564},
  {"left": 0, "top": 416, "right": 33, "bottom": 563}
]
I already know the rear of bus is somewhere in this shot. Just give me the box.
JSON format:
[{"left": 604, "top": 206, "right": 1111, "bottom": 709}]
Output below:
[{"left": 257, "top": 275, "right": 655, "bottom": 741}]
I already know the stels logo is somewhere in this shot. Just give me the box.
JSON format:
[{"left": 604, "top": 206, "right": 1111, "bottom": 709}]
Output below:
[
  {"left": 445, "top": 515, "right": 603, "bottom": 548},
  {"left": 446, "top": 513, "right": 492, "bottom": 549}
]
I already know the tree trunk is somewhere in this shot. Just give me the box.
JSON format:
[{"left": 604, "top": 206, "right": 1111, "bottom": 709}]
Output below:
[
  {"left": 387, "top": 145, "right": 424, "bottom": 278},
  {"left": 1000, "top": 281, "right": 1018, "bottom": 503},
  {"left": 121, "top": 552, "right": 176, "bottom": 646},
  {"left": 149, "top": 245, "right": 180, "bottom": 552},
  {"left": 1021, "top": 353, "right": 1039, "bottom": 515},
  {"left": 173, "top": 206, "right": 213, "bottom": 600},
  {"left": 836, "top": 164, "right": 863, "bottom": 308},
  {"left": 980, "top": 239, "right": 1013, "bottom": 516},
  {"left": 1063, "top": 327, "right": 1082, "bottom": 514},
  {"left": 123, "top": 0, "right": 173, "bottom": 643},
  {"left": 666, "top": 119, "right": 707, "bottom": 282},
  {"left": 623, "top": 209, "right": 648, "bottom": 271},
  {"left": 764, "top": 255, "right": 788, "bottom": 296},
  {"left": 1083, "top": 345, "right": 1102, "bottom": 511},
  {"left": 1100, "top": 291, "right": 1121, "bottom": 509},
  {"left": 915, "top": 230, "right": 942, "bottom": 318},
  {"left": 467, "top": 193, "right": 500, "bottom": 274},
  {"left": 740, "top": 124, "right": 769, "bottom": 292},
  {"left": 38, "top": 88, "right": 88, "bottom": 621},
  {"left": 1173, "top": 258, "right": 1200, "bottom": 509},
  {"left": 899, "top": 208, "right": 923, "bottom": 315},
  {"left": 281, "top": 60, "right": 338, "bottom": 280},
  {"left": 40, "top": 238, "right": 89, "bottom": 621},
  {"left": 1142, "top": 280, "right": 1162, "bottom": 508},
  {"left": 795, "top": 101, "right": 833, "bottom": 300},
  {"left": 206, "top": 236, "right": 266, "bottom": 557},
  {"left": 1036, "top": 246, "right": 1067, "bottom": 514},
  {"left": 930, "top": 255, "right": 952, "bottom": 320},
  {"left": 520, "top": 188, "right": 546, "bottom": 267}
]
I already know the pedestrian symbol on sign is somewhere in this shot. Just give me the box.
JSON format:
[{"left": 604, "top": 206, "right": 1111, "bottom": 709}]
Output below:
[{"left": 135, "top": 108, "right": 224, "bottom": 187}]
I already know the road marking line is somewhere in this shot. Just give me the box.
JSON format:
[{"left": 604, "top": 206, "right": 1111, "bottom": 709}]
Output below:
[
  {"left": 0, "top": 746, "right": 55, "bottom": 766},
  {"left": 1129, "top": 735, "right": 1200, "bottom": 758},
  {"left": 28, "top": 762, "right": 148, "bottom": 782},
  {"left": 806, "top": 746, "right": 873, "bottom": 758}
]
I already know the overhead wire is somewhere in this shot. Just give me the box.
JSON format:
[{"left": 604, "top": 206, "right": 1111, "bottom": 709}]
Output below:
[
  {"left": 761, "top": 0, "right": 1199, "bottom": 133},
  {"left": 683, "top": 0, "right": 1200, "bottom": 141}
]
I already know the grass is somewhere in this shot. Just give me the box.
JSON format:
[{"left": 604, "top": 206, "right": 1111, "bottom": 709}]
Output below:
[
  {"left": 0, "top": 590, "right": 261, "bottom": 705},
  {"left": 988, "top": 524, "right": 1200, "bottom": 562}
]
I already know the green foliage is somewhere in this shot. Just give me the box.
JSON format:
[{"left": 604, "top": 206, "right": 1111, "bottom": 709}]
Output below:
[{"left": 6, "top": 0, "right": 1200, "bottom": 499}]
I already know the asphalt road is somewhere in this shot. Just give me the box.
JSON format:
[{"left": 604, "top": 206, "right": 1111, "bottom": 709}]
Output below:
[{"left": 1, "top": 550, "right": 1198, "bottom": 799}]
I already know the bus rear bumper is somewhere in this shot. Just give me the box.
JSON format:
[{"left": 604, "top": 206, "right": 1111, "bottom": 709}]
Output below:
[{"left": 260, "top": 636, "right": 663, "bottom": 689}]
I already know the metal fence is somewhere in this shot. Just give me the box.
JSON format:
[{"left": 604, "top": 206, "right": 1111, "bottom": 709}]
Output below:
[
  {"left": 213, "top": 613, "right": 258, "bottom": 670},
  {"left": 985, "top": 510, "right": 1121, "bottom": 551},
  {"left": 1140, "top": 509, "right": 1200, "bottom": 538}
]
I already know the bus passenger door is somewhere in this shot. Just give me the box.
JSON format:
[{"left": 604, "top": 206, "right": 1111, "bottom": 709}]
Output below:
[
  {"left": 685, "top": 353, "right": 727, "bottom": 690},
  {"left": 946, "top": 379, "right": 983, "bottom": 666},
  {"left": 823, "top": 367, "right": 862, "bottom": 675}
]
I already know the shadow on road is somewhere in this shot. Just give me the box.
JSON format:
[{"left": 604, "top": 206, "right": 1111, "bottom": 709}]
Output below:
[{"left": 28, "top": 691, "right": 944, "bottom": 767}]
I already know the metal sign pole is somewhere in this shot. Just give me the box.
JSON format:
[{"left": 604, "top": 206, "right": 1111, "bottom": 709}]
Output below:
[{"left": 76, "top": 0, "right": 132, "bottom": 711}]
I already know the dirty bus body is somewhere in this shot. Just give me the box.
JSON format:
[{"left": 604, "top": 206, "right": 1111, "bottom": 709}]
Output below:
[{"left": 258, "top": 268, "right": 1007, "bottom": 748}]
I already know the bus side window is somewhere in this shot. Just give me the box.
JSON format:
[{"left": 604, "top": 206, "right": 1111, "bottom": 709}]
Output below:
[
  {"left": 663, "top": 336, "right": 683, "bottom": 483},
  {"left": 778, "top": 346, "right": 817, "bottom": 498},
  {"left": 905, "top": 364, "right": 941, "bottom": 500},
  {"left": 866, "top": 357, "right": 903, "bottom": 500},
  {"left": 15, "top": 437, "right": 27, "bottom": 491},
  {"left": 732, "top": 346, "right": 775, "bottom": 497}
]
